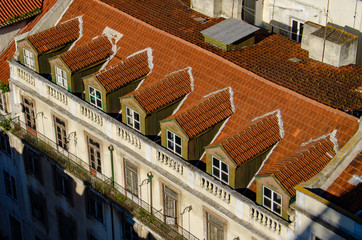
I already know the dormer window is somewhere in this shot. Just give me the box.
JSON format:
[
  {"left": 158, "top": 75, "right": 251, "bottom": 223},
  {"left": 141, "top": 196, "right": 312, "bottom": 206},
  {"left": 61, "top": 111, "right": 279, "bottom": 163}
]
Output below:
[
  {"left": 263, "top": 186, "right": 282, "bottom": 215},
  {"left": 23, "top": 49, "right": 35, "bottom": 70},
  {"left": 89, "top": 86, "right": 102, "bottom": 109},
  {"left": 55, "top": 66, "right": 68, "bottom": 89},
  {"left": 167, "top": 130, "right": 182, "bottom": 156},
  {"left": 212, "top": 157, "right": 229, "bottom": 184},
  {"left": 126, "top": 107, "right": 140, "bottom": 131}
]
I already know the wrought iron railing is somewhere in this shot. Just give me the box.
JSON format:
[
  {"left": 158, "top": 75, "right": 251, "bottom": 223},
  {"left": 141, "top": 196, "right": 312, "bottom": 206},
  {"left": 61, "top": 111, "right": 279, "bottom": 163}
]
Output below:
[{"left": 10, "top": 116, "right": 199, "bottom": 240}]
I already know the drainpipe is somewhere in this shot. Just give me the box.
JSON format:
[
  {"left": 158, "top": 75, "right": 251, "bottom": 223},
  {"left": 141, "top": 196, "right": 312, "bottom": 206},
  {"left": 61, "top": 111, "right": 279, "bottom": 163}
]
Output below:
[
  {"left": 108, "top": 145, "right": 114, "bottom": 187},
  {"left": 147, "top": 172, "right": 153, "bottom": 214}
]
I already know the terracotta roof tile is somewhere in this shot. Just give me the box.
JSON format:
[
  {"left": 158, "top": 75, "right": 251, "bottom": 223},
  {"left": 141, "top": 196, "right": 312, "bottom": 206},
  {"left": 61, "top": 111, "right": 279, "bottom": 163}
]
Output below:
[
  {"left": 213, "top": 114, "right": 281, "bottom": 165},
  {"left": 95, "top": 51, "right": 150, "bottom": 93},
  {"left": 60, "top": 35, "right": 113, "bottom": 72},
  {"left": 6, "top": 0, "right": 360, "bottom": 196},
  {"left": 324, "top": 153, "right": 362, "bottom": 215},
  {"left": 0, "top": 0, "right": 42, "bottom": 27},
  {"left": 260, "top": 138, "right": 335, "bottom": 196},
  {"left": 134, "top": 69, "right": 192, "bottom": 113},
  {"left": 27, "top": 18, "right": 80, "bottom": 54},
  {"left": 173, "top": 89, "right": 233, "bottom": 138},
  {"left": 99, "top": 0, "right": 362, "bottom": 111},
  {"left": 0, "top": 0, "right": 57, "bottom": 83}
]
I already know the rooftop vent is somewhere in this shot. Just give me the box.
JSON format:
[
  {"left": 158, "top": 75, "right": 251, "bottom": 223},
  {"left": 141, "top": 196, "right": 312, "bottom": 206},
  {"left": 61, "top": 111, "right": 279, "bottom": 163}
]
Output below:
[
  {"left": 288, "top": 57, "right": 304, "bottom": 63},
  {"left": 200, "top": 18, "right": 258, "bottom": 51}
]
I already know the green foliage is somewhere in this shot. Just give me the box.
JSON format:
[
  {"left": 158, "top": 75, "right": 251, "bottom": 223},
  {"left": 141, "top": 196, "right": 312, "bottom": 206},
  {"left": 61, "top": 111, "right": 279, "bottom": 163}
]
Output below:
[
  {"left": 0, "top": 82, "right": 9, "bottom": 93},
  {"left": 0, "top": 118, "right": 11, "bottom": 132},
  {"left": 139, "top": 208, "right": 148, "bottom": 217},
  {"left": 115, "top": 192, "right": 126, "bottom": 202}
]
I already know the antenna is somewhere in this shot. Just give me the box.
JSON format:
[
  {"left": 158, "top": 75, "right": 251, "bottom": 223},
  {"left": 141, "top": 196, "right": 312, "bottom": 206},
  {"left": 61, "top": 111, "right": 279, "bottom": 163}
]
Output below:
[{"left": 321, "top": 0, "right": 330, "bottom": 63}]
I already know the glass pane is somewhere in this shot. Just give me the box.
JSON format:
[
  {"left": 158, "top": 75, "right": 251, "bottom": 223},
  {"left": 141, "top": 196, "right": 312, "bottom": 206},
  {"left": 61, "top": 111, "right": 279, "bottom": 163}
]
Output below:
[
  {"left": 175, "top": 145, "right": 181, "bottom": 155},
  {"left": 221, "top": 172, "right": 228, "bottom": 183},
  {"left": 167, "top": 131, "right": 173, "bottom": 140},
  {"left": 274, "top": 192, "right": 282, "bottom": 204},
  {"left": 213, "top": 168, "right": 220, "bottom": 178},
  {"left": 134, "top": 112, "right": 139, "bottom": 121},
  {"left": 96, "top": 91, "right": 101, "bottom": 98},
  {"left": 167, "top": 141, "right": 174, "bottom": 150},
  {"left": 264, "top": 187, "right": 271, "bottom": 198},
  {"left": 273, "top": 203, "right": 281, "bottom": 215},
  {"left": 221, "top": 162, "right": 228, "bottom": 172},
  {"left": 213, "top": 158, "right": 219, "bottom": 168},
  {"left": 175, "top": 135, "right": 181, "bottom": 145},
  {"left": 134, "top": 122, "right": 140, "bottom": 130},
  {"left": 264, "top": 198, "right": 271, "bottom": 209}
]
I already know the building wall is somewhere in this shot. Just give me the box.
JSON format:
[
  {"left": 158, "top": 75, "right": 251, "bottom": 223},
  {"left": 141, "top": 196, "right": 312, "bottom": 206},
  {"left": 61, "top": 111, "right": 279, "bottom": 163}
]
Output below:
[
  {"left": 8, "top": 59, "right": 296, "bottom": 240},
  {"left": 295, "top": 187, "right": 362, "bottom": 240},
  {"left": 262, "top": 0, "right": 362, "bottom": 33}
]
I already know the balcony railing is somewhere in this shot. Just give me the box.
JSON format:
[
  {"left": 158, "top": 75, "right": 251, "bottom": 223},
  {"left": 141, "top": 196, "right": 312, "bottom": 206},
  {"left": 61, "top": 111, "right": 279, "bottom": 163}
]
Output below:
[
  {"left": 10, "top": 60, "right": 293, "bottom": 238},
  {"left": 9, "top": 116, "right": 199, "bottom": 240}
]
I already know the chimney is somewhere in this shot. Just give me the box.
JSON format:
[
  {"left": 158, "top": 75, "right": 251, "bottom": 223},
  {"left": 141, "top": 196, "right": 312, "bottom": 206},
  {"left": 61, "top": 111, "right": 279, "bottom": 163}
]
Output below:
[{"left": 301, "top": 22, "right": 358, "bottom": 67}]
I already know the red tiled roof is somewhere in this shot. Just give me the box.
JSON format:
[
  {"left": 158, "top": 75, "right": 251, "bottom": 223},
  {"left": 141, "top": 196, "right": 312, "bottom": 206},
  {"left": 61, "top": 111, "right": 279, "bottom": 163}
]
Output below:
[
  {"left": 27, "top": 18, "right": 80, "bottom": 54},
  {"left": 174, "top": 90, "right": 233, "bottom": 138},
  {"left": 324, "top": 153, "right": 362, "bottom": 215},
  {"left": 96, "top": 51, "right": 149, "bottom": 93},
  {"left": 0, "top": 0, "right": 57, "bottom": 83},
  {"left": 17, "top": 0, "right": 361, "bottom": 195},
  {"left": 99, "top": 0, "right": 362, "bottom": 111},
  {"left": 0, "top": 0, "right": 43, "bottom": 27},
  {"left": 261, "top": 138, "right": 336, "bottom": 197},
  {"left": 215, "top": 114, "right": 281, "bottom": 165},
  {"left": 60, "top": 36, "right": 113, "bottom": 72},
  {"left": 134, "top": 68, "right": 192, "bottom": 113}
]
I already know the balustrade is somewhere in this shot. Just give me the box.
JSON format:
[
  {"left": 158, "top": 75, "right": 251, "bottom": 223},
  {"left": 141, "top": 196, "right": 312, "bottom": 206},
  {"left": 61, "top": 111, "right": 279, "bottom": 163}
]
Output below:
[
  {"left": 156, "top": 150, "right": 183, "bottom": 175},
  {"left": 250, "top": 207, "right": 281, "bottom": 234},
  {"left": 200, "top": 177, "right": 230, "bottom": 203},
  {"left": 117, "top": 127, "right": 141, "bottom": 149},
  {"left": 17, "top": 68, "right": 35, "bottom": 86},
  {"left": 47, "top": 85, "right": 68, "bottom": 105},
  {"left": 80, "top": 105, "right": 103, "bottom": 126}
]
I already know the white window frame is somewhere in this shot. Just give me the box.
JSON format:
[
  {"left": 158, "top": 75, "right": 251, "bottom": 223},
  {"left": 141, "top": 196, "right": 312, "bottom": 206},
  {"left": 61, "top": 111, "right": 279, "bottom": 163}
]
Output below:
[
  {"left": 89, "top": 86, "right": 102, "bottom": 109},
  {"left": 163, "top": 185, "right": 177, "bottom": 225},
  {"left": 211, "top": 157, "right": 229, "bottom": 184},
  {"left": 23, "top": 48, "right": 35, "bottom": 70},
  {"left": 55, "top": 66, "right": 68, "bottom": 89},
  {"left": 206, "top": 212, "right": 224, "bottom": 240},
  {"left": 126, "top": 107, "right": 140, "bottom": 131},
  {"left": 88, "top": 137, "right": 102, "bottom": 174},
  {"left": 0, "top": 93, "right": 7, "bottom": 113},
  {"left": 262, "top": 186, "right": 282, "bottom": 216},
  {"left": 291, "top": 18, "right": 304, "bottom": 43},
  {"left": 166, "top": 130, "right": 182, "bottom": 156}
]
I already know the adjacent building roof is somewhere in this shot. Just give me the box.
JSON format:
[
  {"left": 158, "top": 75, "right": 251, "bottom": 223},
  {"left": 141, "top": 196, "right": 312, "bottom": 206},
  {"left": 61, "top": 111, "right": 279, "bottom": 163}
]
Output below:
[
  {"left": 201, "top": 18, "right": 258, "bottom": 45},
  {"left": 212, "top": 114, "right": 281, "bottom": 165},
  {"left": 173, "top": 90, "right": 233, "bottom": 138},
  {"left": 260, "top": 138, "right": 336, "bottom": 196},
  {"left": 0, "top": 0, "right": 57, "bottom": 83},
  {"left": 59, "top": 36, "right": 113, "bottom": 72},
  {"left": 95, "top": 51, "right": 150, "bottom": 93},
  {"left": 312, "top": 25, "right": 357, "bottom": 45},
  {"left": 133, "top": 69, "right": 192, "bottom": 113},
  {"left": 324, "top": 153, "right": 362, "bottom": 215},
  {"left": 99, "top": 0, "right": 362, "bottom": 112},
  {"left": 27, "top": 18, "right": 80, "bottom": 54},
  {"left": 0, "top": 0, "right": 43, "bottom": 28}
]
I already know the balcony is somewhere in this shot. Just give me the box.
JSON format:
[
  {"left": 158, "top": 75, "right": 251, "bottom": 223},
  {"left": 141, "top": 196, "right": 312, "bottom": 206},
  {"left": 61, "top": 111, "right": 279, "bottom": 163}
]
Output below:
[
  {"left": 8, "top": 115, "right": 198, "bottom": 240},
  {"left": 9, "top": 60, "right": 294, "bottom": 239}
]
